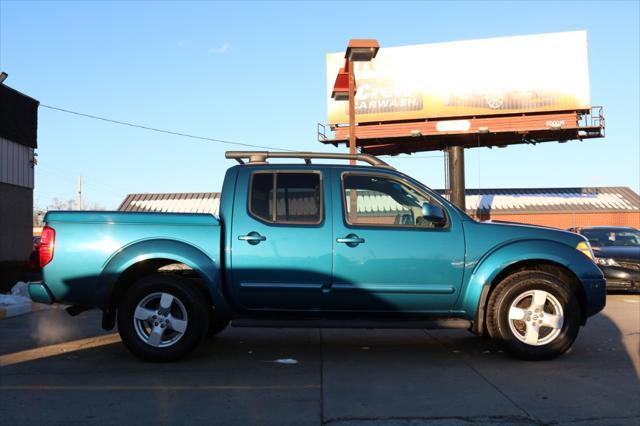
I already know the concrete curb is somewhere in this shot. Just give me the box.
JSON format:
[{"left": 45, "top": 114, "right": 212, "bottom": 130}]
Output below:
[{"left": 0, "top": 301, "right": 51, "bottom": 319}]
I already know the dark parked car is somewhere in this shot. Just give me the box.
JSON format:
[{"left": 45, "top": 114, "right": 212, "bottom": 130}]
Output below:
[{"left": 570, "top": 227, "right": 640, "bottom": 291}]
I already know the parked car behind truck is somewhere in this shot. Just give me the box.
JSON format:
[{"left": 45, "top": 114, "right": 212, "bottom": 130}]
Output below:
[
  {"left": 569, "top": 226, "right": 640, "bottom": 291},
  {"left": 29, "top": 151, "right": 606, "bottom": 361}
]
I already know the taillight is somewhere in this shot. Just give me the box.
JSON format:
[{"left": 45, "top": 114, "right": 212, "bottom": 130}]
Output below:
[{"left": 40, "top": 226, "right": 55, "bottom": 267}]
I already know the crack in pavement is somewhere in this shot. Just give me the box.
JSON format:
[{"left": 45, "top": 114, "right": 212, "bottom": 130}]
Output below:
[
  {"left": 322, "top": 414, "right": 538, "bottom": 425},
  {"left": 543, "top": 414, "right": 640, "bottom": 425},
  {"left": 322, "top": 414, "right": 640, "bottom": 425}
]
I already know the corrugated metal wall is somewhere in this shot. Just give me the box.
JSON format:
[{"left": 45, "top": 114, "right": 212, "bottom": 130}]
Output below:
[{"left": 0, "top": 137, "right": 34, "bottom": 189}]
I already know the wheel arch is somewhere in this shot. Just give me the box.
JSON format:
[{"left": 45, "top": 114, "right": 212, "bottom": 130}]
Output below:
[
  {"left": 462, "top": 240, "right": 590, "bottom": 335},
  {"left": 96, "top": 239, "right": 229, "bottom": 330}
]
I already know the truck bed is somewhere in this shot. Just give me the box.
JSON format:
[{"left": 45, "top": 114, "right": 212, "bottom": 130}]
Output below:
[{"left": 40, "top": 211, "right": 221, "bottom": 307}]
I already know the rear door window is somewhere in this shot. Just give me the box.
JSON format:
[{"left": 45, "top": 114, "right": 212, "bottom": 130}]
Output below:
[{"left": 249, "top": 172, "right": 322, "bottom": 224}]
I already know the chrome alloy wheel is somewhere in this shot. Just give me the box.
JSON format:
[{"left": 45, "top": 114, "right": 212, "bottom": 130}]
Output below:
[
  {"left": 133, "top": 292, "right": 188, "bottom": 348},
  {"left": 507, "top": 290, "right": 564, "bottom": 346}
]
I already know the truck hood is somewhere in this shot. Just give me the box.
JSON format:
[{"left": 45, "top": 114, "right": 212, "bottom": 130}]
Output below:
[{"left": 462, "top": 219, "right": 586, "bottom": 258}]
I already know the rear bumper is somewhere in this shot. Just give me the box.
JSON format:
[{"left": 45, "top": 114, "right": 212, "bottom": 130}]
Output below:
[{"left": 28, "top": 281, "right": 55, "bottom": 304}]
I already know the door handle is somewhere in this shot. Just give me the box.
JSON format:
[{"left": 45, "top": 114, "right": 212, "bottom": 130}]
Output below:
[
  {"left": 238, "top": 232, "right": 266, "bottom": 245},
  {"left": 336, "top": 234, "right": 365, "bottom": 247}
]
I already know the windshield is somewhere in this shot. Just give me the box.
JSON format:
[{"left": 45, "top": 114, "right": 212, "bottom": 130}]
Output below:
[{"left": 581, "top": 228, "right": 640, "bottom": 247}]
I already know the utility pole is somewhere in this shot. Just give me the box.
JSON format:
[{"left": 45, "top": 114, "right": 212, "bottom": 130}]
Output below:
[{"left": 77, "top": 175, "right": 83, "bottom": 210}]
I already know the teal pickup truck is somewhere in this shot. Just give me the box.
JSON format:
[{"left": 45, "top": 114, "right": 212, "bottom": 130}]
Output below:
[{"left": 30, "top": 151, "right": 606, "bottom": 361}]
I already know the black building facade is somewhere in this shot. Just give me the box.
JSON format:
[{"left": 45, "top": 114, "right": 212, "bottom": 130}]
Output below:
[{"left": 0, "top": 80, "right": 39, "bottom": 278}]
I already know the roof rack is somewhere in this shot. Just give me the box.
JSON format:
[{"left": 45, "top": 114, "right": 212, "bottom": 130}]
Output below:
[{"left": 225, "top": 151, "right": 395, "bottom": 169}]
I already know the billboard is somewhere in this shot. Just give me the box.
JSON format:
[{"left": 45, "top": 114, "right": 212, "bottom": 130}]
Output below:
[{"left": 326, "top": 31, "right": 591, "bottom": 125}]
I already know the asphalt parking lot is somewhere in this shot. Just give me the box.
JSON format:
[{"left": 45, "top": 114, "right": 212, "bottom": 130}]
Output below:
[{"left": 0, "top": 295, "right": 638, "bottom": 426}]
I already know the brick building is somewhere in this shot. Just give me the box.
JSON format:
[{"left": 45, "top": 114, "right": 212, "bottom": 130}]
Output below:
[{"left": 461, "top": 187, "right": 639, "bottom": 229}]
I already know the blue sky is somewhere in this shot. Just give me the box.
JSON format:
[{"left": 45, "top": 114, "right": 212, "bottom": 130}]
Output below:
[{"left": 1, "top": 0, "right": 638, "bottom": 209}]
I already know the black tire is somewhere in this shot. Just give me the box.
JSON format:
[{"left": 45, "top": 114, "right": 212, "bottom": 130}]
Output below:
[
  {"left": 117, "top": 273, "right": 210, "bottom": 362},
  {"left": 206, "top": 316, "right": 230, "bottom": 337},
  {"left": 486, "top": 270, "right": 581, "bottom": 361}
]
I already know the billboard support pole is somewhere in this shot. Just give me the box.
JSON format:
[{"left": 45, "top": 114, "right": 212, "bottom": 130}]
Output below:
[{"left": 448, "top": 145, "right": 465, "bottom": 210}]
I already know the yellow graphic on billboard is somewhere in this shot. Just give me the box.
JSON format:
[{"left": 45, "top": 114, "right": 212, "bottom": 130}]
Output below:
[{"left": 327, "top": 31, "right": 591, "bottom": 125}]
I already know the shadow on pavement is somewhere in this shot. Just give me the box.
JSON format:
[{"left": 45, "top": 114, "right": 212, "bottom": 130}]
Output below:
[{"left": 0, "top": 296, "right": 638, "bottom": 426}]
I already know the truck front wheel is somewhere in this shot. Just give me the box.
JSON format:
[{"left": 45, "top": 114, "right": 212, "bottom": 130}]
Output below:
[
  {"left": 117, "top": 273, "right": 210, "bottom": 361},
  {"left": 486, "top": 271, "right": 581, "bottom": 361}
]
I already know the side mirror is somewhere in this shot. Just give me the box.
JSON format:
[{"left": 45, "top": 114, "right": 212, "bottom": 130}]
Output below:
[{"left": 422, "top": 202, "right": 446, "bottom": 224}]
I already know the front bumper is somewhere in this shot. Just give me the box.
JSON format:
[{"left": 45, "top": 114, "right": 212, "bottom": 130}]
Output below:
[
  {"left": 28, "top": 281, "right": 55, "bottom": 304},
  {"left": 600, "top": 266, "right": 640, "bottom": 291},
  {"left": 581, "top": 277, "right": 607, "bottom": 318}
]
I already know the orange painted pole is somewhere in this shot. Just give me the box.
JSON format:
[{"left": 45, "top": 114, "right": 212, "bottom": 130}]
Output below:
[
  {"left": 347, "top": 60, "right": 358, "bottom": 220},
  {"left": 348, "top": 60, "right": 356, "bottom": 166}
]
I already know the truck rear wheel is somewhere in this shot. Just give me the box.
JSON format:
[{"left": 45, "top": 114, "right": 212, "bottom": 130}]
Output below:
[
  {"left": 117, "top": 273, "right": 210, "bottom": 361},
  {"left": 486, "top": 270, "right": 581, "bottom": 361}
]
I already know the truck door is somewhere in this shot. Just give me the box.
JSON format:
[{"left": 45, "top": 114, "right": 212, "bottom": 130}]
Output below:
[
  {"left": 229, "top": 167, "right": 332, "bottom": 311},
  {"left": 328, "top": 171, "right": 465, "bottom": 314}
]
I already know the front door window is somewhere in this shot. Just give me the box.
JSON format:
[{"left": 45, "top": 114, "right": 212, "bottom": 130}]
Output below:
[{"left": 343, "top": 174, "right": 446, "bottom": 228}]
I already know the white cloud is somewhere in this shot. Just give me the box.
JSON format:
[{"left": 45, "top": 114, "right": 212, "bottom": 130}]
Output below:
[{"left": 210, "top": 43, "right": 230, "bottom": 54}]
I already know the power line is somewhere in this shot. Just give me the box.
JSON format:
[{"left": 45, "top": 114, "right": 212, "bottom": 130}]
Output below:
[
  {"left": 40, "top": 104, "right": 295, "bottom": 152},
  {"left": 37, "top": 168, "right": 124, "bottom": 196},
  {"left": 40, "top": 104, "right": 446, "bottom": 159},
  {"left": 38, "top": 163, "right": 129, "bottom": 193}
]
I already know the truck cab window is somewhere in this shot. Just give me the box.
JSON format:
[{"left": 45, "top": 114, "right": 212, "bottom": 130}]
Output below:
[
  {"left": 250, "top": 172, "right": 322, "bottom": 224},
  {"left": 250, "top": 173, "right": 274, "bottom": 221},
  {"left": 343, "top": 174, "right": 445, "bottom": 228}
]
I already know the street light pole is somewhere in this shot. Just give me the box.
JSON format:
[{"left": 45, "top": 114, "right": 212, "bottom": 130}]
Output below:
[
  {"left": 347, "top": 61, "right": 358, "bottom": 220},
  {"left": 348, "top": 61, "right": 356, "bottom": 166},
  {"left": 330, "top": 39, "right": 380, "bottom": 166},
  {"left": 330, "top": 39, "right": 380, "bottom": 221}
]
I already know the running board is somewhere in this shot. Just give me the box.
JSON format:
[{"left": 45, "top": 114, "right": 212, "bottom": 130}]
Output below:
[{"left": 231, "top": 318, "right": 472, "bottom": 330}]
